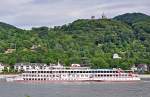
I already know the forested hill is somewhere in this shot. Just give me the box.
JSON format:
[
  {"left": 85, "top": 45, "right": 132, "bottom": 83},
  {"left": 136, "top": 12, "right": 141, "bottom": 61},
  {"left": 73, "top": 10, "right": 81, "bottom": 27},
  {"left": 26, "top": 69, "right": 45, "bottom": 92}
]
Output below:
[
  {"left": 0, "top": 13, "right": 150, "bottom": 69},
  {"left": 0, "top": 22, "right": 18, "bottom": 30}
]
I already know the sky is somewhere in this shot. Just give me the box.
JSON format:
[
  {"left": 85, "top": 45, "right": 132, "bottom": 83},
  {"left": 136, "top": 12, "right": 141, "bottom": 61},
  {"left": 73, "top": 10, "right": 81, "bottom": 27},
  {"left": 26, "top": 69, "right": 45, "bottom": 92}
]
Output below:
[{"left": 0, "top": 0, "right": 149, "bottom": 29}]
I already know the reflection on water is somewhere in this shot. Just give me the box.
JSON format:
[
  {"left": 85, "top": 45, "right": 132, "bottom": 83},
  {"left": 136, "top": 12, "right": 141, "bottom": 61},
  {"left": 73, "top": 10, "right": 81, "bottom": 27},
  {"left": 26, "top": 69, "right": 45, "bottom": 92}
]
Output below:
[{"left": 0, "top": 80, "right": 150, "bottom": 97}]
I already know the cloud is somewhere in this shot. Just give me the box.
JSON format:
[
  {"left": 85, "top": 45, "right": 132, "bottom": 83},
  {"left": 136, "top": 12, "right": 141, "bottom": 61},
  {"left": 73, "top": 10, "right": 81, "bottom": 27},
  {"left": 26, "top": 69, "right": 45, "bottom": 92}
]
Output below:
[{"left": 0, "top": 0, "right": 149, "bottom": 29}]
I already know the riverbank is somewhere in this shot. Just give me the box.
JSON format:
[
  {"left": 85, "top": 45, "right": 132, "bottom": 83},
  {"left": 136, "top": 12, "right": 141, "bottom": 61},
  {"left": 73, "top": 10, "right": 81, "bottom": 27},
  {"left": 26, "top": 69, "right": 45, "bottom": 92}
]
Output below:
[
  {"left": 139, "top": 74, "right": 150, "bottom": 80},
  {"left": 139, "top": 74, "right": 150, "bottom": 78},
  {"left": 0, "top": 74, "right": 19, "bottom": 79}
]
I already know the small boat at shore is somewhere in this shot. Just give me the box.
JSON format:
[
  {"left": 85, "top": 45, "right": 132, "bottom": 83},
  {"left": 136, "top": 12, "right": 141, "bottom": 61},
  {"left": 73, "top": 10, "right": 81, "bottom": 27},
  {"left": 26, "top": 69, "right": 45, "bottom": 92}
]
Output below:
[{"left": 6, "top": 64, "right": 140, "bottom": 82}]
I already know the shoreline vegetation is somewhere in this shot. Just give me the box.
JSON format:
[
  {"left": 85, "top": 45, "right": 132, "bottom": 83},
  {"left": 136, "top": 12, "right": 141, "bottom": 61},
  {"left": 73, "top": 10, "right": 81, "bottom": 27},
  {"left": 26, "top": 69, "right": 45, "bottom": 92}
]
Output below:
[{"left": 0, "top": 12, "right": 150, "bottom": 70}]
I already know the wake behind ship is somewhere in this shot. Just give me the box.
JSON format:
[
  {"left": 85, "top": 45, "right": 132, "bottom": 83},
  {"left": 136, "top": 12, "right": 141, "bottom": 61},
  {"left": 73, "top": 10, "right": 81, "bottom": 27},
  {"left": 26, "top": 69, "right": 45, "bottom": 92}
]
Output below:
[{"left": 6, "top": 64, "right": 140, "bottom": 82}]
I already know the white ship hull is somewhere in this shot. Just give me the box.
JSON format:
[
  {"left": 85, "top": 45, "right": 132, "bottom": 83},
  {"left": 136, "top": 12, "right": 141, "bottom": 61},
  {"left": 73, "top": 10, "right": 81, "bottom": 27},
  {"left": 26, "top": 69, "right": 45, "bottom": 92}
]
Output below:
[
  {"left": 6, "top": 76, "right": 140, "bottom": 83},
  {"left": 6, "top": 65, "right": 141, "bottom": 83}
]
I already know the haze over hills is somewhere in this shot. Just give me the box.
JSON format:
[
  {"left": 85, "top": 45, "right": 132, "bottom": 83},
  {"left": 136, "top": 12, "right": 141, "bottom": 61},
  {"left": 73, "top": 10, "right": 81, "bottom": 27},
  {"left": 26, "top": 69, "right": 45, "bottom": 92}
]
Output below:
[{"left": 0, "top": 13, "right": 149, "bottom": 69}]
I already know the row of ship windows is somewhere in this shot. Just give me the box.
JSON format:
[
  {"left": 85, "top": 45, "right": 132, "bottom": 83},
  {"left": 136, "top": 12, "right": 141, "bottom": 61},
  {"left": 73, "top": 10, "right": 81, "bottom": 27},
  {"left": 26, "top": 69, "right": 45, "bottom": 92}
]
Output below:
[
  {"left": 23, "top": 74, "right": 88, "bottom": 77},
  {"left": 23, "top": 74, "right": 130, "bottom": 77},
  {"left": 23, "top": 78, "right": 51, "bottom": 80},
  {"left": 25, "top": 71, "right": 120, "bottom": 73}
]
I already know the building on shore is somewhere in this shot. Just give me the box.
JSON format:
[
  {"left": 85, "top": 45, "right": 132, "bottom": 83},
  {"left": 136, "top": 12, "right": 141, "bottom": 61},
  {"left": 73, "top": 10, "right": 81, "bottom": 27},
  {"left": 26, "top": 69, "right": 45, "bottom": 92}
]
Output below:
[
  {"left": 136, "top": 64, "right": 149, "bottom": 73},
  {"left": 4, "top": 49, "right": 16, "bottom": 54},
  {"left": 0, "top": 63, "right": 5, "bottom": 73},
  {"left": 113, "top": 53, "right": 121, "bottom": 59}
]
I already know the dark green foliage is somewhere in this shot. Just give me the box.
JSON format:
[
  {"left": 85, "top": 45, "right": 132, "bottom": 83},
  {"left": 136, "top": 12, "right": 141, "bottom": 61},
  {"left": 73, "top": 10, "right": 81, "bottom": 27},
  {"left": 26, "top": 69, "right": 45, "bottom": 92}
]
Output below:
[
  {"left": 0, "top": 13, "right": 149, "bottom": 69},
  {"left": 114, "top": 13, "right": 150, "bottom": 25},
  {"left": 0, "top": 22, "right": 18, "bottom": 30}
]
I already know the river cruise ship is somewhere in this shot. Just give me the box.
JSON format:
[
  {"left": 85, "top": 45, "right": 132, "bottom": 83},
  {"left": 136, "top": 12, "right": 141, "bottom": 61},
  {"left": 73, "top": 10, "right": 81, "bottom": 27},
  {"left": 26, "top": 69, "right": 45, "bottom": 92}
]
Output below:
[{"left": 6, "top": 64, "right": 140, "bottom": 82}]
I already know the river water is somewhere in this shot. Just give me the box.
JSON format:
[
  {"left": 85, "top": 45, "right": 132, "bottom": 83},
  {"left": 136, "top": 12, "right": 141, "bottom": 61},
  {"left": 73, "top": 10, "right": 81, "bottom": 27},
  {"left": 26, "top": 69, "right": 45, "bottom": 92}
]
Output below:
[{"left": 0, "top": 80, "right": 150, "bottom": 97}]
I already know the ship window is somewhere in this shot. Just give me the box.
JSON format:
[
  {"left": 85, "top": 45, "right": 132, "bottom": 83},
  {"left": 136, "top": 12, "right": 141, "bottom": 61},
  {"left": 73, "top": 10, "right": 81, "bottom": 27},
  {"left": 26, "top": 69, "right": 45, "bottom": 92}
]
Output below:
[
  {"left": 55, "top": 71, "right": 58, "bottom": 73},
  {"left": 79, "top": 71, "right": 82, "bottom": 73},
  {"left": 64, "top": 71, "right": 68, "bottom": 73},
  {"left": 104, "top": 71, "right": 106, "bottom": 73},
  {"left": 77, "top": 71, "right": 80, "bottom": 73},
  {"left": 62, "top": 71, "right": 64, "bottom": 73},
  {"left": 47, "top": 71, "right": 49, "bottom": 73},
  {"left": 106, "top": 71, "right": 109, "bottom": 73},
  {"left": 74, "top": 71, "right": 76, "bottom": 73},
  {"left": 92, "top": 71, "right": 95, "bottom": 73},
  {"left": 44, "top": 71, "right": 46, "bottom": 73},
  {"left": 85, "top": 71, "right": 88, "bottom": 73}
]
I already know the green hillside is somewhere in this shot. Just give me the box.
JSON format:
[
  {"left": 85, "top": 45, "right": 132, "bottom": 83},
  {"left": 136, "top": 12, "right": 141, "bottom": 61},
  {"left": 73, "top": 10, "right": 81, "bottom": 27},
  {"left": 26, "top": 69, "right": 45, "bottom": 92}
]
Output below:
[{"left": 0, "top": 13, "right": 149, "bottom": 69}]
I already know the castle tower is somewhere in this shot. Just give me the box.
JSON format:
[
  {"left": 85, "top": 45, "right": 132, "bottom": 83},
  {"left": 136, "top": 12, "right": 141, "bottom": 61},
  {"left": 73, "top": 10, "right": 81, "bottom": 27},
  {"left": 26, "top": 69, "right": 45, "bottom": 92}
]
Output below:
[
  {"left": 91, "top": 16, "right": 95, "bottom": 19},
  {"left": 102, "top": 12, "right": 107, "bottom": 19}
]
